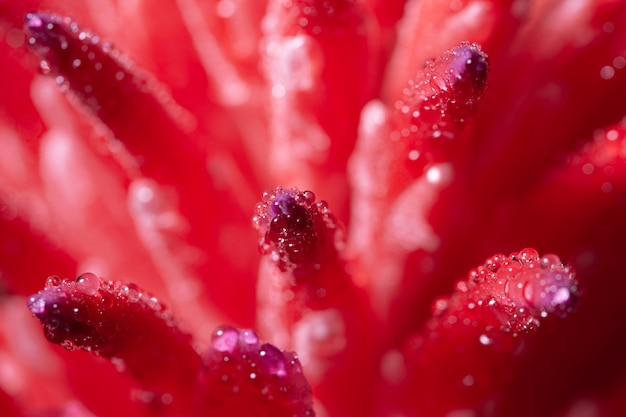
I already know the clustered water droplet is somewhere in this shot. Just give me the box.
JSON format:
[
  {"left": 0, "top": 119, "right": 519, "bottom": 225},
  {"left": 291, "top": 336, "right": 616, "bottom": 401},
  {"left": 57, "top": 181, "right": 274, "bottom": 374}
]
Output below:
[
  {"left": 198, "top": 326, "right": 314, "bottom": 416},
  {"left": 433, "top": 249, "right": 580, "bottom": 338},
  {"left": 27, "top": 273, "right": 176, "bottom": 352}
]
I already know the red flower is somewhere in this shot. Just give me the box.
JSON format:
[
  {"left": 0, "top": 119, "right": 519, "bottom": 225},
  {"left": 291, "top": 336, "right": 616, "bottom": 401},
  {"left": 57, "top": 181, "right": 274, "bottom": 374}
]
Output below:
[{"left": 1, "top": 1, "right": 625, "bottom": 416}]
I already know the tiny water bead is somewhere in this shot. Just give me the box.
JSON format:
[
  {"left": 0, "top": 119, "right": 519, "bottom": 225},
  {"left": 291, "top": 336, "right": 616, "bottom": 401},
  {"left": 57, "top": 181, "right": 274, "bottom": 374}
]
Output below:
[{"left": 75, "top": 272, "right": 100, "bottom": 296}]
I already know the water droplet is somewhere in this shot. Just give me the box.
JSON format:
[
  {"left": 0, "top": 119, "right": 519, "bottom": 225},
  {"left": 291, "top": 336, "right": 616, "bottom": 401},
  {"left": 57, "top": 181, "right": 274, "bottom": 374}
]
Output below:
[
  {"left": 121, "top": 283, "right": 141, "bottom": 302},
  {"left": 259, "top": 344, "right": 287, "bottom": 376},
  {"left": 45, "top": 275, "right": 62, "bottom": 287},
  {"left": 433, "top": 298, "right": 448, "bottom": 314},
  {"left": 60, "top": 340, "right": 78, "bottom": 351},
  {"left": 606, "top": 129, "right": 619, "bottom": 141},
  {"left": 517, "top": 248, "right": 539, "bottom": 263},
  {"left": 39, "top": 60, "right": 51, "bottom": 74},
  {"left": 539, "top": 254, "right": 561, "bottom": 270},
  {"left": 462, "top": 374, "right": 475, "bottom": 386},
  {"left": 479, "top": 334, "right": 493, "bottom": 346},
  {"left": 380, "top": 349, "right": 406, "bottom": 384},
  {"left": 315, "top": 200, "right": 329, "bottom": 214},
  {"left": 212, "top": 326, "right": 239, "bottom": 353},
  {"left": 600, "top": 66, "right": 615, "bottom": 80},
  {"left": 143, "top": 295, "right": 162, "bottom": 311},
  {"left": 240, "top": 329, "right": 259, "bottom": 346},
  {"left": 262, "top": 189, "right": 276, "bottom": 202},
  {"left": 75, "top": 272, "right": 100, "bottom": 296},
  {"left": 302, "top": 190, "right": 316, "bottom": 204},
  {"left": 28, "top": 295, "right": 46, "bottom": 314}
]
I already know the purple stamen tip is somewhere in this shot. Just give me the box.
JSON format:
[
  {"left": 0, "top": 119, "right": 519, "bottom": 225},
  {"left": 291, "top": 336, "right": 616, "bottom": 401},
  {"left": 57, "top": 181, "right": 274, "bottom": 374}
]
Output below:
[{"left": 448, "top": 43, "right": 489, "bottom": 90}]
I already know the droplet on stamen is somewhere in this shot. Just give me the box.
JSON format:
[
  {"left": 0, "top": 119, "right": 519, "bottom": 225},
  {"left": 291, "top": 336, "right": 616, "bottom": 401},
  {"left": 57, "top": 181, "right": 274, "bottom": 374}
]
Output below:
[{"left": 75, "top": 272, "right": 100, "bottom": 296}]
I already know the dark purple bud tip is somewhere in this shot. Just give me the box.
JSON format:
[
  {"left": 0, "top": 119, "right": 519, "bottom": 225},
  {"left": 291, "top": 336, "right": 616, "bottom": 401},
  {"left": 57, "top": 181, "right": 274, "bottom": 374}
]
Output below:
[
  {"left": 27, "top": 277, "right": 110, "bottom": 351},
  {"left": 27, "top": 274, "right": 176, "bottom": 354},
  {"left": 253, "top": 187, "right": 322, "bottom": 271},
  {"left": 444, "top": 42, "right": 489, "bottom": 92},
  {"left": 24, "top": 12, "right": 75, "bottom": 60}
]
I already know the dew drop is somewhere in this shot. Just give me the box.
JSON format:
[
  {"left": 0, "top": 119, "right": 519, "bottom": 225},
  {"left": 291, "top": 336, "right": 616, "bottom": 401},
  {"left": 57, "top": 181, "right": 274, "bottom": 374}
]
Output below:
[
  {"left": 262, "top": 190, "right": 276, "bottom": 202},
  {"left": 478, "top": 334, "right": 493, "bottom": 346},
  {"left": 75, "top": 272, "right": 100, "bottom": 296},
  {"left": 45, "top": 275, "right": 64, "bottom": 287},
  {"left": 462, "top": 374, "right": 475, "bottom": 386},
  {"left": 302, "top": 190, "right": 316, "bottom": 204},
  {"left": 517, "top": 248, "right": 539, "bottom": 262},
  {"left": 380, "top": 349, "right": 406, "bottom": 384},
  {"left": 552, "top": 287, "right": 571, "bottom": 306},
  {"left": 259, "top": 343, "right": 287, "bottom": 376},
  {"left": 121, "top": 283, "right": 141, "bottom": 302},
  {"left": 600, "top": 66, "right": 615, "bottom": 80},
  {"left": 212, "top": 326, "right": 239, "bottom": 353},
  {"left": 539, "top": 254, "right": 561, "bottom": 270},
  {"left": 240, "top": 329, "right": 259, "bottom": 346},
  {"left": 316, "top": 200, "right": 329, "bottom": 214},
  {"left": 433, "top": 298, "right": 448, "bottom": 314},
  {"left": 27, "top": 295, "right": 46, "bottom": 315},
  {"left": 606, "top": 129, "right": 619, "bottom": 141},
  {"left": 39, "top": 60, "right": 51, "bottom": 74}
]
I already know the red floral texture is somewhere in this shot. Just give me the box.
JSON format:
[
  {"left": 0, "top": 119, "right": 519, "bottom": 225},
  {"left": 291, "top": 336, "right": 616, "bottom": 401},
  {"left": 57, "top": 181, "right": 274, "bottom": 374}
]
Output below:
[{"left": 1, "top": 0, "right": 626, "bottom": 416}]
